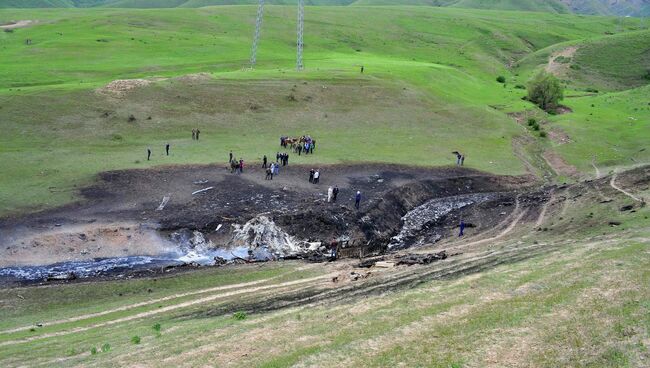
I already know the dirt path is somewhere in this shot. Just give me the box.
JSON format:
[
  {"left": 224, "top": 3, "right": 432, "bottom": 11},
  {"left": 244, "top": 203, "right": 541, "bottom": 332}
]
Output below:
[
  {"left": 592, "top": 159, "right": 601, "bottom": 179},
  {"left": 0, "top": 266, "right": 317, "bottom": 335},
  {"left": 0, "top": 20, "right": 34, "bottom": 30},
  {"left": 535, "top": 190, "right": 554, "bottom": 228},
  {"left": 610, "top": 172, "right": 643, "bottom": 202},
  {"left": 546, "top": 46, "right": 578, "bottom": 77},
  {"left": 0, "top": 273, "right": 334, "bottom": 347}
]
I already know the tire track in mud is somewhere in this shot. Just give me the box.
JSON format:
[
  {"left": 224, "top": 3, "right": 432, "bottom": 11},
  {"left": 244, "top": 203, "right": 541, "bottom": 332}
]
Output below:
[
  {"left": 610, "top": 172, "right": 643, "bottom": 202},
  {"left": 0, "top": 273, "right": 333, "bottom": 347},
  {"left": 534, "top": 189, "right": 554, "bottom": 228},
  {"left": 0, "top": 267, "right": 317, "bottom": 335}
]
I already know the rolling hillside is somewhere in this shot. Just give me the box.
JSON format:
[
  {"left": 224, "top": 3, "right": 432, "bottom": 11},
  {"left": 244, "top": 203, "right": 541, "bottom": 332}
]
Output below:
[{"left": 1, "top": 0, "right": 649, "bottom": 16}]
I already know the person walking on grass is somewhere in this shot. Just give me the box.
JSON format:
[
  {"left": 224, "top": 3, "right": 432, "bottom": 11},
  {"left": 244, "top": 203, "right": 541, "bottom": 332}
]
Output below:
[
  {"left": 195, "top": 129, "right": 201, "bottom": 140},
  {"left": 165, "top": 143, "right": 170, "bottom": 156},
  {"left": 355, "top": 191, "right": 362, "bottom": 209},
  {"left": 192, "top": 129, "right": 196, "bottom": 141},
  {"left": 262, "top": 155, "right": 268, "bottom": 168},
  {"left": 239, "top": 158, "right": 244, "bottom": 174},
  {"left": 229, "top": 151, "right": 233, "bottom": 163},
  {"left": 460, "top": 155, "right": 465, "bottom": 166},
  {"left": 147, "top": 148, "right": 151, "bottom": 161}
]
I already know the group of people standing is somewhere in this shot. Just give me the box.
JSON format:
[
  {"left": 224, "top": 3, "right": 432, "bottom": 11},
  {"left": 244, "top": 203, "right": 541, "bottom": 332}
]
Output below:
[{"left": 308, "top": 169, "right": 321, "bottom": 184}]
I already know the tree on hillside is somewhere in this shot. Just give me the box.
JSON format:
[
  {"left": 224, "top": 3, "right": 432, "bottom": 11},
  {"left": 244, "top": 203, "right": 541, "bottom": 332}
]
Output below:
[{"left": 527, "top": 72, "right": 564, "bottom": 112}]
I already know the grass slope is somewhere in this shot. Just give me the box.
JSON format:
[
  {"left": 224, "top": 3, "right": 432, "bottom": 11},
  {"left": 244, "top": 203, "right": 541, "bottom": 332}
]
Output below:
[
  {"left": 0, "top": 6, "right": 644, "bottom": 215},
  {"left": 0, "top": 187, "right": 647, "bottom": 366}
]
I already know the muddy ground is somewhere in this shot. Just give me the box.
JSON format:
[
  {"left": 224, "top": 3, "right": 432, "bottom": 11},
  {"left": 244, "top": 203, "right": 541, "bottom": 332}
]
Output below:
[
  {"left": 0, "top": 162, "right": 647, "bottom": 287},
  {"left": 0, "top": 163, "right": 533, "bottom": 269}
]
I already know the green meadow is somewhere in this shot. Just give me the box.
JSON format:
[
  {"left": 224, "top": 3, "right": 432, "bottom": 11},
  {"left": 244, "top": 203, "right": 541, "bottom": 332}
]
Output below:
[{"left": 0, "top": 5, "right": 648, "bottom": 214}]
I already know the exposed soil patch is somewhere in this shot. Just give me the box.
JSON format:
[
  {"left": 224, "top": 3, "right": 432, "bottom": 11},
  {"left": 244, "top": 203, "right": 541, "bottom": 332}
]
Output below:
[
  {"left": 97, "top": 79, "right": 153, "bottom": 97},
  {"left": 0, "top": 20, "right": 34, "bottom": 30},
  {"left": 0, "top": 163, "right": 532, "bottom": 279},
  {"left": 548, "top": 127, "right": 572, "bottom": 145},
  {"left": 542, "top": 150, "right": 580, "bottom": 179},
  {"left": 546, "top": 46, "right": 578, "bottom": 77}
]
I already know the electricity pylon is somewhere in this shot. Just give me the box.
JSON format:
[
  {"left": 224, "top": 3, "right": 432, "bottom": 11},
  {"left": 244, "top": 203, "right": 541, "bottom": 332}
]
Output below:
[{"left": 249, "top": 0, "right": 305, "bottom": 71}]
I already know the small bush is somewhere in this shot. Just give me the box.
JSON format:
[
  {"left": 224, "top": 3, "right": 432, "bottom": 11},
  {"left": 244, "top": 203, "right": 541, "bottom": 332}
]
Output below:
[
  {"left": 532, "top": 123, "right": 540, "bottom": 131},
  {"left": 527, "top": 118, "right": 536, "bottom": 126},
  {"left": 585, "top": 88, "right": 599, "bottom": 93},
  {"left": 131, "top": 335, "right": 141, "bottom": 345},
  {"left": 496, "top": 76, "right": 506, "bottom": 83},
  {"left": 233, "top": 311, "right": 247, "bottom": 320},
  {"left": 644, "top": 69, "right": 650, "bottom": 81},
  {"left": 90, "top": 347, "right": 98, "bottom": 355},
  {"left": 570, "top": 64, "right": 581, "bottom": 70},
  {"left": 527, "top": 72, "right": 564, "bottom": 112},
  {"left": 152, "top": 323, "right": 161, "bottom": 333},
  {"left": 514, "top": 84, "right": 526, "bottom": 89},
  {"left": 539, "top": 131, "right": 547, "bottom": 138},
  {"left": 111, "top": 134, "right": 123, "bottom": 141},
  {"left": 101, "top": 343, "right": 111, "bottom": 353},
  {"left": 66, "top": 348, "right": 77, "bottom": 356},
  {"left": 4, "top": 29, "right": 14, "bottom": 33}
]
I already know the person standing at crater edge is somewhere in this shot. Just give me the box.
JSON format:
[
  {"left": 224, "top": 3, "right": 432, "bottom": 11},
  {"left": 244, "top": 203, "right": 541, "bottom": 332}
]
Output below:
[{"left": 355, "top": 191, "right": 362, "bottom": 209}]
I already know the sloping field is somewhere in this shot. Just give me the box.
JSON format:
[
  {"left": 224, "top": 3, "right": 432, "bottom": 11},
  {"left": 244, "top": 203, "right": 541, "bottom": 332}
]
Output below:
[
  {"left": 0, "top": 170, "right": 647, "bottom": 367},
  {"left": 0, "top": 6, "right": 638, "bottom": 215}
]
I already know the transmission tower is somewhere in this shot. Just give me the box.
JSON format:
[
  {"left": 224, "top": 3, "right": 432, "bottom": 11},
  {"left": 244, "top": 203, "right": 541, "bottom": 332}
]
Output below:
[
  {"left": 249, "top": 0, "right": 265, "bottom": 68},
  {"left": 296, "top": 0, "right": 305, "bottom": 71}
]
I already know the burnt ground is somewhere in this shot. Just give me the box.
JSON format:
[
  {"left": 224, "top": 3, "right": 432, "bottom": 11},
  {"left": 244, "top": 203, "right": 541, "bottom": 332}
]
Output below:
[{"left": 0, "top": 162, "right": 535, "bottom": 270}]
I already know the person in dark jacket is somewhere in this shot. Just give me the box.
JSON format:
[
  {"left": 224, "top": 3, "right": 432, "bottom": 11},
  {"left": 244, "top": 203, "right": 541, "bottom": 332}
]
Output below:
[
  {"left": 459, "top": 220, "right": 466, "bottom": 237},
  {"left": 333, "top": 186, "right": 339, "bottom": 202},
  {"left": 147, "top": 148, "right": 151, "bottom": 161},
  {"left": 165, "top": 143, "right": 170, "bottom": 156},
  {"left": 355, "top": 191, "right": 362, "bottom": 209},
  {"left": 262, "top": 155, "right": 268, "bottom": 168}
]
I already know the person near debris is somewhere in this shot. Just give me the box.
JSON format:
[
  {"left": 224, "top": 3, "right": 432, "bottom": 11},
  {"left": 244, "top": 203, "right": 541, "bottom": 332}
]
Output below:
[
  {"left": 195, "top": 129, "right": 200, "bottom": 140},
  {"left": 313, "top": 170, "right": 320, "bottom": 184},
  {"left": 265, "top": 167, "right": 273, "bottom": 180},
  {"left": 147, "top": 148, "right": 151, "bottom": 161},
  {"left": 459, "top": 220, "right": 466, "bottom": 237},
  {"left": 309, "top": 169, "right": 315, "bottom": 183},
  {"left": 273, "top": 162, "right": 279, "bottom": 175},
  {"left": 333, "top": 186, "right": 339, "bottom": 202},
  {"left": 262, "top": 155, "right": 268, "bottom": 168},
  {"left": 330, "top": 239, "right": 338, "bottom": 260},
  {"left": 355, "top": 191, "right": 362, "bottom": 209},
  {"left": 239, "top": 158, "right": 244, "bottom": 173},
  {"left": 454, "top": 152, "right": 462, "bottom": 166},
  {"left": 229, "top": 151, "right": 233, "bottom": 163},
  {"left": 165, "top": 143, "right": 170, "bottom": 156},
  {"left": 192, "top": 129, "right": 196, "bottom": 140},
  {"left": 327, "top": 186, "right": 334, "bottom": 203}
]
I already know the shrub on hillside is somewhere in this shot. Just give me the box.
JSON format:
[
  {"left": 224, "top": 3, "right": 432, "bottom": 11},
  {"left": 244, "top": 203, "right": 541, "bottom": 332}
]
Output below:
[
  {"left": 515, "top": 84, "right": 526, "bottom": 89},
  {"left": 233, "top": 311, "right": 247, "bottom": 320},
  {"left": 496, "top": 76, "right": 506, "bottom": 83},
  {"left": 644, "top": 69, "right": 650, "bottom": 81},
  {"left": 527, "top": 118, "right": 536, "bottom": 126},
  {"left": 539, "top": 131, "right": 547, "bottom": 138},
  {"left": 527, "top": 72, "right": 564, "bottom": 112},
  {"left": 131, "top": 336, "right": 141, "bottom": 345}
]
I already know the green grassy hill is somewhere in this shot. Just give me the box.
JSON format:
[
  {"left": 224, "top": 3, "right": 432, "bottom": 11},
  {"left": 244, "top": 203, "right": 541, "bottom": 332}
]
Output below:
[
  {"left": 0, "top": 5, "right": 648, "bottom": 215},
  {"left": 1, "top": 0, "right": 649, "bottom": 15}
]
